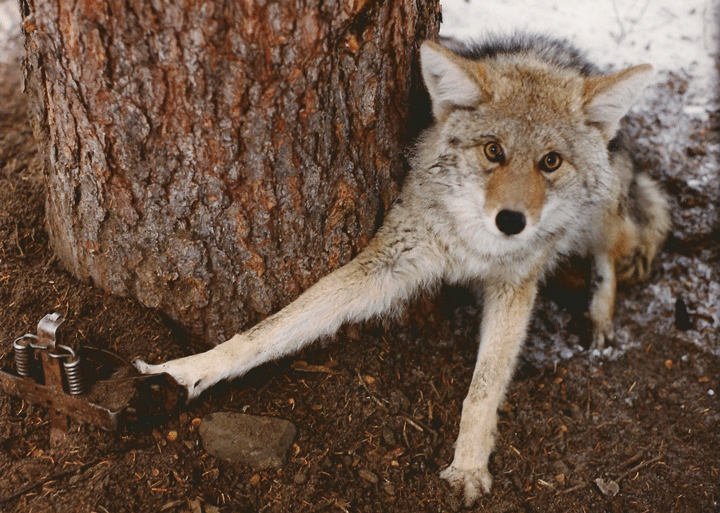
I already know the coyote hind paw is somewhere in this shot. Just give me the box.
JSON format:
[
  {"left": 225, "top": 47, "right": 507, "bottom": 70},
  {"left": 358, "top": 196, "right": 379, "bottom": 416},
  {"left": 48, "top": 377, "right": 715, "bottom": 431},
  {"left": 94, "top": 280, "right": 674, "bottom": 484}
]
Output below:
[{"left": 440, "top": 464, "right": 492, "bottom": 507}]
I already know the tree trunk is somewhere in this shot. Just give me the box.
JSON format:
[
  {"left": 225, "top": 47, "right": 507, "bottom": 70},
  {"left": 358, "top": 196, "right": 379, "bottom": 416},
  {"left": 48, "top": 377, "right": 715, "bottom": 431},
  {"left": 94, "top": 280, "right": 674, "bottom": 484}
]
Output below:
[{"left": 22, "top": 0, "right": 440, "bottom": 343}]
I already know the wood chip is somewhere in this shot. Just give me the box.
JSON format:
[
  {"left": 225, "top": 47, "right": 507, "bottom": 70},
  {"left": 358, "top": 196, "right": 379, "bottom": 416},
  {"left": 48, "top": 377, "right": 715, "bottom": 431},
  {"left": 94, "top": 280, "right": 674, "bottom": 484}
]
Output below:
[
  {"left": 291, "top": 361, "right": 341, "bottom": 374},
  {"left": 160, "top": 500, "right": 184, "bottom": 511}
]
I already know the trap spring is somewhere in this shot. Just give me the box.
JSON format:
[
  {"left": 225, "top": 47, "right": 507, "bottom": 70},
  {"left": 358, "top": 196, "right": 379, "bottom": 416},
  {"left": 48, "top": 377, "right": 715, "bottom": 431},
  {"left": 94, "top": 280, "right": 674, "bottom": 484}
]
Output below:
[
  {"left": 0, "top": 313, "right": 182, "bottom": 436},
  {"left": 14, "top": 322, "right": 86, "bottom": 395}
]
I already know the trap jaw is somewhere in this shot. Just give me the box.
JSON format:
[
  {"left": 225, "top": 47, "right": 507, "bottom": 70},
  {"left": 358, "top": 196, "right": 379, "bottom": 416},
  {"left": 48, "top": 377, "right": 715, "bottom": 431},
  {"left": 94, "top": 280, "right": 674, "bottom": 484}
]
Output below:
[{"left": 1, "top": 313, "right": 182, "bottom": 442}]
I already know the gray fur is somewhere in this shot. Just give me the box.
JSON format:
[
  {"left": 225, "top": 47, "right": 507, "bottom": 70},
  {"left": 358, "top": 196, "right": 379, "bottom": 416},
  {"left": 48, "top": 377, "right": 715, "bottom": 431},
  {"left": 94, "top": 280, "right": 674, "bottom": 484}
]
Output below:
[{"left": 136, "top": 35, "right": 670, "bottom": 506}]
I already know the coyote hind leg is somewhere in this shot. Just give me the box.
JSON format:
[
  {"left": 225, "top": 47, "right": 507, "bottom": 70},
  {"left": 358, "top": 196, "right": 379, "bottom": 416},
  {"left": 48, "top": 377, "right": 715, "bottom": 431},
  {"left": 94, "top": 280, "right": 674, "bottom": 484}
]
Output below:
[{"left": 615, "top": 172, "right": 670, "bottom": 284}]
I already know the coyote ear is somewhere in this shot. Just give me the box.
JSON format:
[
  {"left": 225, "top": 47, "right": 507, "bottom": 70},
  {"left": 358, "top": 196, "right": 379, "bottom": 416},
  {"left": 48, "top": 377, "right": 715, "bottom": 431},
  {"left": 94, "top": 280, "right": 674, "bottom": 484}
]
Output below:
[
  {"left": 420, "top": 40, "right": 486, "bottom": 121},
  {"left": 583, "top": 64, "right": 654, "bottom": 140}
]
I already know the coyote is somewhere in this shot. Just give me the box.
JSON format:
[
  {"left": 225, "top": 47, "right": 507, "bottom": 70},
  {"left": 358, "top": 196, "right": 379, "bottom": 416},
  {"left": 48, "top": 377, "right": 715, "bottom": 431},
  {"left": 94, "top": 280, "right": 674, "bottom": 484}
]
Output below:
[{"left": 136, "top": 35, "right": 669, "bottom": 505}]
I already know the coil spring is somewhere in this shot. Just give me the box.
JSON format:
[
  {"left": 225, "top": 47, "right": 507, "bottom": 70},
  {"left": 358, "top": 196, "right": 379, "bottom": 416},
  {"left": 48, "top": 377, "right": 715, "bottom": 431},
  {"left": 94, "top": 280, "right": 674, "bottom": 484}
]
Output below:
[
  {"left": 62, "top": 355, "right": 86, "bottom": 395},
  {"left": 13, "top": 335, "right": 37, "bottom": 378},
  {"left": 12, "top": 336, "right": 86, "bottom": 395}
]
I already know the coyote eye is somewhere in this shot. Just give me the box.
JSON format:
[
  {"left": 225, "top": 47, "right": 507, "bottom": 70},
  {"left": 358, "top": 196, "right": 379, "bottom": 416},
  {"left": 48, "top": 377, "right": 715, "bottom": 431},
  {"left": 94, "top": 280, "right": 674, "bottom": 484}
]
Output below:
[
  {"left": 539, "top": 152, "right": 563, "bottom": 172},
  {"left": 484, "top": 141, "right": 505, "bottom": 163}
]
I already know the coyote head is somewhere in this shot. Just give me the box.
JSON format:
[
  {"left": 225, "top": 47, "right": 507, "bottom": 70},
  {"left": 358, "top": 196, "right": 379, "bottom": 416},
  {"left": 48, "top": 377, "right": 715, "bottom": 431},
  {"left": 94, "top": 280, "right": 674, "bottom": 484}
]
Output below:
[{"left": 416, "top": 39, "right": 653, "bottom": 262}]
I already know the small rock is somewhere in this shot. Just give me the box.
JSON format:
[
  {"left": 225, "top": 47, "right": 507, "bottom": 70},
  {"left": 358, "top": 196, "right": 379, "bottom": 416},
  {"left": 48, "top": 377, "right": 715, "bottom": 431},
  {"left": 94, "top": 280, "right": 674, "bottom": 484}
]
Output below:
[
  {"left": 685, "top": 145, "right": 707, "bottom": 158},
  {"left": 674, "top": 297, "right": 693, "bottom": 330},
  {"left": 293, "top": 471, "right": 308, "bottom": 485},
  {"left": 160, "top": 500, "right": 184, "bottom": 512},
  {"left": 551, "top": 460, "right": 570, "bottom": 476},
  {"left": 595, "top": 477, "right": 620, "bottom": 497},
  {"left": 189, "top": 499, "right": 202, "bottom": 513},
  {"left": 199, "top": 412, "right": 297, "bottom": 469},
  {"left": 382, "top": 425, "right": 396, "bottom": 446},
  {"left": 358, "top": 469, "right": 378, "bottom": 484},
  {"left": 388, "top": 389, "right": 410, "bottom": 414}
]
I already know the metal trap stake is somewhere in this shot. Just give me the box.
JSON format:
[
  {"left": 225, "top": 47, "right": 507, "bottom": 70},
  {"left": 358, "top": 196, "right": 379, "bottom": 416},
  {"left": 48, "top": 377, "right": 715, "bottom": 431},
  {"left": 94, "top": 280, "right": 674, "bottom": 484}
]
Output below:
[{"left": 1, "top": 313, "right": 182, "bottom": 439}]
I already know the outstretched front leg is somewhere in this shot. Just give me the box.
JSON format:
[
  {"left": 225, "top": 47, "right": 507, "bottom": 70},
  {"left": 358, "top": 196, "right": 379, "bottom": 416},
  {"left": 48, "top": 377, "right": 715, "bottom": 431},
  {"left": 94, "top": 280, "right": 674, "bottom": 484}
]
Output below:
[
  {"left": 135, "top": 216, "right": 445, "bottom": 399},
  {"left": 440, "top": 277, "right": 539, "bottom": 506}
]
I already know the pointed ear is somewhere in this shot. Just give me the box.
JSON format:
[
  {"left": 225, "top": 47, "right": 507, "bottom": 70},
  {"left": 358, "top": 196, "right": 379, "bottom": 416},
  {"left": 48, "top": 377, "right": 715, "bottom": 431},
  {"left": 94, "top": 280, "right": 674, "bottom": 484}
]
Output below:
[
  {"left": 420, "top": 40, "right": 487, "bottom": 121},
  {"left": 583, "top": 64, "right": 654, "bottom": 140}
]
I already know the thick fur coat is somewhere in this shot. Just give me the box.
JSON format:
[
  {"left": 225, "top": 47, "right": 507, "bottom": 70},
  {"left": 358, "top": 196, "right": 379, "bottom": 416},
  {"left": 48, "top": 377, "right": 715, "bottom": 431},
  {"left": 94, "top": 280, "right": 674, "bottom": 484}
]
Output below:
[{"left": 136, "top": 35, "right": 670, "bottom": 505}]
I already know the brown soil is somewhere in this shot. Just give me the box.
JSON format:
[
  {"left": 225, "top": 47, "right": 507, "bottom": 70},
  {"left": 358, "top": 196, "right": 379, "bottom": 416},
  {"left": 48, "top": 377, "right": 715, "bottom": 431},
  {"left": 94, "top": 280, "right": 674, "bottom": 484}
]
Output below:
[{"left": 1, "top": 52, "right": 718, "bottom": 513}]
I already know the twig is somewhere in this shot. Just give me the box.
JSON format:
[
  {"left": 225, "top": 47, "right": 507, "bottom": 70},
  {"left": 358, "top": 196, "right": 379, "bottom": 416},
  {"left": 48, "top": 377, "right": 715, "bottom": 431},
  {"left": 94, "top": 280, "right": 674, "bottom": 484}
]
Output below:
[
  {"left": 616, "top": 454, "right": 663, "bottom": 483},
  {"left": 561, "top": 481, "right": 589, "bottom": 495},
  {"left": 291, "top": 361, "right": 340, "bottom": 375},
  {"left": 13, "top": 223, "right": 25, "bottom": 258},
  {"left": 0, "top": 459, "right": 98, "bottom": 505},
  {"left": 610, "top": 0, "right": 626, "bottom": 43},
  {"left": 357, "top": 373, "right": 387, "bottom": 410},
  {"left": 619, "top": 450, "right": 645, "bottom": 469},
  {"left": 398, "top": 413, "right": 438, "bottom": 442},
  {"left": 559, "top": 453, "right": 663, "bottom": 496}
]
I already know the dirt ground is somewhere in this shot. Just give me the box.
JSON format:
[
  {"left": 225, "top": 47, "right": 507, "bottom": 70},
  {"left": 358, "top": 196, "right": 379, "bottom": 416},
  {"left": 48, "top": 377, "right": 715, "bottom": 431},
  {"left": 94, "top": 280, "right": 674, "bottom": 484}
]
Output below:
[{"left": 1, "top": 47, "right": 719, "bottom": 512}]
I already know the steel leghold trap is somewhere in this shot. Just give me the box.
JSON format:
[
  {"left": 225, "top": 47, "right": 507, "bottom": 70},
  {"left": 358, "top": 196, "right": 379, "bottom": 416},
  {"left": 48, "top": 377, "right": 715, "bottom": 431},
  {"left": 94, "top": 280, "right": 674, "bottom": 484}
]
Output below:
[{"left": 0, "top": 313, "right": 183, "bottom": 437}]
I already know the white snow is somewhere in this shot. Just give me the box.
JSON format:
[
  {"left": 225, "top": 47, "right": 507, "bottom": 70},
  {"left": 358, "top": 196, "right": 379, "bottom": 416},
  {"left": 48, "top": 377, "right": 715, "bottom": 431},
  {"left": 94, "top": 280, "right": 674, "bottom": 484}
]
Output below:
[
  {"left": 440, "top": 0, "right": 719, "bottom": 107},
  {"left": 0, "top": 0, "right": 20, "bottom": 64}
]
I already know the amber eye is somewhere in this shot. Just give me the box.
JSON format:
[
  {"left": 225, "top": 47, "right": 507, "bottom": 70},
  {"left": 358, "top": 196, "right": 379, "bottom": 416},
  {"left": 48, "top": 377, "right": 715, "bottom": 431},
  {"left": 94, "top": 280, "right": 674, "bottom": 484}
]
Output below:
[
  {"left": 539, "top": 152, "right": 563, "bottom": 172},
  {"left": 484, "top": 141, "right": 505, "bottom": 163}
]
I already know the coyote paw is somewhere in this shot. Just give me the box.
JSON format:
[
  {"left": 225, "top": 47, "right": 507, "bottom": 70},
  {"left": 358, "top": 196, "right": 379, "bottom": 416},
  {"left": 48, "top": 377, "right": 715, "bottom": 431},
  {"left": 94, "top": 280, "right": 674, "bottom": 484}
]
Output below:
[
  {"left": 134, "top": 358, "right": 210, "bottom": 400},
  {"left": 590, "top": 318, "right": 614, "bottom": 350},
  {"left": 440, "top": 464, "right": 492, "bottom": 507}
]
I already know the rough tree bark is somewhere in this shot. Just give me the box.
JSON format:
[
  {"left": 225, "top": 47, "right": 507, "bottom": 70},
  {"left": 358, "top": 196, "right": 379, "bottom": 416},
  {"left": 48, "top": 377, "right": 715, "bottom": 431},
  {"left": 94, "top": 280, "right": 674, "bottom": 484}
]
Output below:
[{"left": 22, "top": 0, "right": 440, "bottom": 343}]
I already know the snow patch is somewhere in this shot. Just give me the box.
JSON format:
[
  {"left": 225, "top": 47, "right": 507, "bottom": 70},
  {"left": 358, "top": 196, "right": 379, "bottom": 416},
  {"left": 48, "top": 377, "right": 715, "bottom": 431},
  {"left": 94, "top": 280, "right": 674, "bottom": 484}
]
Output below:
[{"left": 0, "top": 0, "right": 21, "bottom": 64}]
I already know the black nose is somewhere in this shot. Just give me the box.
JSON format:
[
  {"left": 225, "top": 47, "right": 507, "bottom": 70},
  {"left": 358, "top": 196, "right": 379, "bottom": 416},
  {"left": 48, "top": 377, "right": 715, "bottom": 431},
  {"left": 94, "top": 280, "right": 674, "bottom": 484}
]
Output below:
[{"left": 495, "top": 210, "right": 526, "bottom": 235}]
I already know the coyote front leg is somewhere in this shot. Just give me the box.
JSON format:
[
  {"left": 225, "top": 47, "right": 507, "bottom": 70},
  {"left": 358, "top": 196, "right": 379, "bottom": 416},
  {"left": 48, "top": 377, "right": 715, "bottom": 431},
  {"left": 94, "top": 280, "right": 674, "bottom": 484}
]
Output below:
[
  {"left": 440, "top": 277, "right": 538, "bottom": 506},
  {"left": 135, "top": 221, "right": 445, "bottom": 399}
]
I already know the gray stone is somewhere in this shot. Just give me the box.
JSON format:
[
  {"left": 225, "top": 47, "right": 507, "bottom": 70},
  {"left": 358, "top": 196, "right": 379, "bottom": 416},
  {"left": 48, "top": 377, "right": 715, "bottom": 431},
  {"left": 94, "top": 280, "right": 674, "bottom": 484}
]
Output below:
[
  {"left": 594, "top": 477, "right": 620, "bottom": 497},
  {"left": 551, "top": 460, "right": 570, "bottom": 476},
  {"left": 199, "top": 412, "right": 297, "bottom": 469}
]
